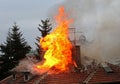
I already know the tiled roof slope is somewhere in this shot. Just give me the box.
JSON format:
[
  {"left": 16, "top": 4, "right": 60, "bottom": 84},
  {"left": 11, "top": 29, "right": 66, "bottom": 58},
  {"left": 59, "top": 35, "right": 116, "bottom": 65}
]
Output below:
[
  {"left": 0, "top": 63, "right": 120, "bottom": 84},
  {"left": 40, "top": 72, "right": 88, "bottom": 84},
  {"left": 0, "top": 74, "right": 42, "bottom": 84},
  {"left": 0, "top": 72, "right": 88, "bottom": 84},
  {"left": 89, "top": 64, "right": 120, "bottom": 84}
]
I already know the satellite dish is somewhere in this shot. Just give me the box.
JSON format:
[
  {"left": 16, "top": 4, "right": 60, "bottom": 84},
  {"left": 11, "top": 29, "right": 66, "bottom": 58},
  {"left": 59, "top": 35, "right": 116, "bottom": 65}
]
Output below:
[{"left": 79, "top": 34, "right": 86, "bottom": 44}]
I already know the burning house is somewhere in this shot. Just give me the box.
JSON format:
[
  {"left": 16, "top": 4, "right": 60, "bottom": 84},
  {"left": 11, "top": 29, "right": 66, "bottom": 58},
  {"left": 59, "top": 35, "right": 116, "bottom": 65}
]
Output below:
[{"left": 0, "top": 5, "right": 120, "bottom": 84}]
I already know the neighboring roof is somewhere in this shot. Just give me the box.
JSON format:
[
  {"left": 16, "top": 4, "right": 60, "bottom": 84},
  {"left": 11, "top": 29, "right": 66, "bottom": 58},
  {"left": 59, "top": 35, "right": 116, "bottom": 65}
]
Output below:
[
  {"left": 0, "top": 63, "right": 120, "bottom": 84},
  {"left": 11, "top": 58, "right": 31, "bottom": 72},
  {"left": 11, "top": 56, "right": 38, "bottom": 72}
]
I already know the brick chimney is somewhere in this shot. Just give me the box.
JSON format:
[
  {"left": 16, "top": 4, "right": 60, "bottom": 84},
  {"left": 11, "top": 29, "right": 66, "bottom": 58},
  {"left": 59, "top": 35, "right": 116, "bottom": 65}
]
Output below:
[{"left": 72, "top": 45, "right": 81, "bottom": 68}]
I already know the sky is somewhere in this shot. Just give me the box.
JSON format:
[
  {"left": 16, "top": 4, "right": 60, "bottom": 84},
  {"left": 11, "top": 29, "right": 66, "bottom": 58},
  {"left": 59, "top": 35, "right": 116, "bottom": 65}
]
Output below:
[
  {"left": 0, "top": 0, "right": 65, "bottom": 49},
  {"left": 1, "top": 0, "right": 120, "bottom": 64}
]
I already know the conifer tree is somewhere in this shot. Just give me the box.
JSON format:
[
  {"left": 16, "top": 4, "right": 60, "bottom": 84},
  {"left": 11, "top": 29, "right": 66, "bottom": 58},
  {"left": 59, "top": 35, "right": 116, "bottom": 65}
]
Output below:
[
  {"left": 0, "top": 23, "right": 31, "bottom": 70},
  {"left": 35, "top": 19, "right": 52, "bottom": 60}
]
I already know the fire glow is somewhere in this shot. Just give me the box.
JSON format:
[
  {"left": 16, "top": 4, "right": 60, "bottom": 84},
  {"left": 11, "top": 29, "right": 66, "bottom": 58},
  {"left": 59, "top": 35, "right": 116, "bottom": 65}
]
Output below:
[{"left": 35, "top": 6, "right": 74, "bottom": 74}]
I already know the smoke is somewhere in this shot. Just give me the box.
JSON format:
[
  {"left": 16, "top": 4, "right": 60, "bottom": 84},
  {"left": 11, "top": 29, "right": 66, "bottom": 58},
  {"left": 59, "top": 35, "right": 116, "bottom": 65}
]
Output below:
[
  {"left": 48, "top": 0, "right": 120, "bottom": 64},
  {"left": 12, "top": 55, "right": 40, "bottom": 74}
]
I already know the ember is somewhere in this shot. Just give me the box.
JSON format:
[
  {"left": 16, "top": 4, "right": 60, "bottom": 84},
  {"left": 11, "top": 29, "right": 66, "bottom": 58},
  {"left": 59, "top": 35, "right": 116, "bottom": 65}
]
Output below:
[{"left": 35, "top": 6, "right": 74, "bottom": 74}]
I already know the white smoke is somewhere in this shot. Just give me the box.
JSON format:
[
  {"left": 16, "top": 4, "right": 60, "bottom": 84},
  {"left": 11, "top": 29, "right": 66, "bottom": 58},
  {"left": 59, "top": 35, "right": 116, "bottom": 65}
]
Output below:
[{"left": 48, "top": 0, "right": 120, "bottom": 64}]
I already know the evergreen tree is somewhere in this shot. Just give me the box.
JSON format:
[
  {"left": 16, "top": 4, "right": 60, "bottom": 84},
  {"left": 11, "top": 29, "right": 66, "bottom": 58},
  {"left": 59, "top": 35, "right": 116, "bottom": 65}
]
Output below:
[
  {"left": 35, "top": 19, "right": 52, "bottom": 60},
  {"left": 0, "top": 23, "right": 31, "bottom": 72},
  {"left": 38, "top": 19, "right": 52, "bottom": 37},
  {"left": 0, "top": 30, "right": 12, "bottom": 61}
]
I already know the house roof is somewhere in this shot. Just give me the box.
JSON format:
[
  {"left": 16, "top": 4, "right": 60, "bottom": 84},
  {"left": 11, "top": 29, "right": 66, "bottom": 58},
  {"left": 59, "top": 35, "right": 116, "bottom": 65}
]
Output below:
[
  {"left": 39, "top": 72, "right": 88, "bottom": 84},
  {"left": 0, "top": 63, "right": 120, "bottom": 84},
  {"left": 88, "top": 63, "right": 120, "bottom": 84},
  {"left": 0, "top": 72, "right": 88, "bottom": 84}
]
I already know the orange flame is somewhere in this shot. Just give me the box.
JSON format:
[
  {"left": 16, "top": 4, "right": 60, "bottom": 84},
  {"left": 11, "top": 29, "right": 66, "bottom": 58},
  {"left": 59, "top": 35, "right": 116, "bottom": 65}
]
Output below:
[{"left": 36, "top": 6, "right": 74, "bottom": 74}]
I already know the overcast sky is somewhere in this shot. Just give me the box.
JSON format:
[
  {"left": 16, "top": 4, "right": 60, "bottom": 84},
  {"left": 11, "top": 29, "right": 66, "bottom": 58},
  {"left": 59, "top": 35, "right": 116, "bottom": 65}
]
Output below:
[{"left": 0, "top": 0, "right": 65, "bottom": 49}]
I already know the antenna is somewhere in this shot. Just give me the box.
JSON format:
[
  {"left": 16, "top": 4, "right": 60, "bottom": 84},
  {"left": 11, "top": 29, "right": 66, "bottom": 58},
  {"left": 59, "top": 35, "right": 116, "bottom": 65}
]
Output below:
[
  {"left": 69, "top": 28, "right": 82, "bottom": 45},
  {"left": 69, "top": 28, "right": 76, "bottom": 45},
  {"left": 79, "top": 34, "right": 86, "bottom": 44}
]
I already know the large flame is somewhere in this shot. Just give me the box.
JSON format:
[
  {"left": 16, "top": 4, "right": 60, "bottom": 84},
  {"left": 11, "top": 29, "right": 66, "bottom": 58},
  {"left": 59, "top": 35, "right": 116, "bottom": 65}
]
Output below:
[{"left": 36, "top": 6, "right": 74, "bottom": 74}]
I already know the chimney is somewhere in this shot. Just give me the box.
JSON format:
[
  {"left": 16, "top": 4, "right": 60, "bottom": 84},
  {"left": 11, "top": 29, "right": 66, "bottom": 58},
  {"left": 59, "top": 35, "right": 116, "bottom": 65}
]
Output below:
[
  {"left": 69, "top": 28, "right": 81, "bottom": 68},
  {"left": 72, "top": 45, "right": 81, "bottom": 68}
]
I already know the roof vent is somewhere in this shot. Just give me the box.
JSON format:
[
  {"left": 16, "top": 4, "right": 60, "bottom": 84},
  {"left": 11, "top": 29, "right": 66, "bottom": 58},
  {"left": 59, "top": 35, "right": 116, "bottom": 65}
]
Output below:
[{"left": 101, "top": 62, "right": 113, "bottom": 73}]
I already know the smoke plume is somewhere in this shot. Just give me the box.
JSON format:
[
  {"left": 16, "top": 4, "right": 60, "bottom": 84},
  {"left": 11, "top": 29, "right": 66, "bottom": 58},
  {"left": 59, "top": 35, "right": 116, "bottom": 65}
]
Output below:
[{"left": 48, "top": 0, "right": 120, "bottom": 64}]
